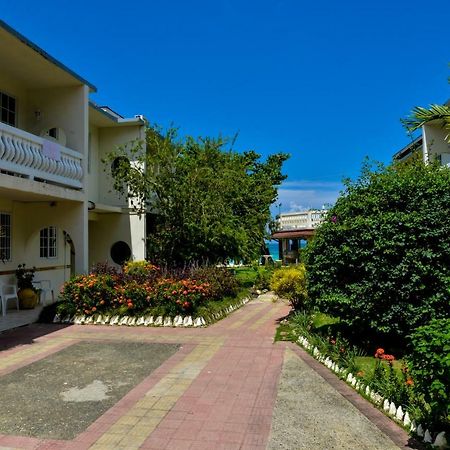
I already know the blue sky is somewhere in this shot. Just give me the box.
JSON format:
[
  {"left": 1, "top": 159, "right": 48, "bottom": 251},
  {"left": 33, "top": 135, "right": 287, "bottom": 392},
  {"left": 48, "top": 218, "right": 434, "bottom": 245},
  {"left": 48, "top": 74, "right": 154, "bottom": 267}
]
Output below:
[{"left": 3, "top": 1, "right": 449, "bottom": 212}]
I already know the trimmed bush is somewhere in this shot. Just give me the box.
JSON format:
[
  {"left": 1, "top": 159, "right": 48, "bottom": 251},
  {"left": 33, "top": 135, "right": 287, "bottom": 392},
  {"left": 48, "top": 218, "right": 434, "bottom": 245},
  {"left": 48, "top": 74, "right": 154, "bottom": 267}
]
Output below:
[
  {"left": 270, "top": 265, "right": 307, "bottom": 309},
  {"left": 306, "top": 160, "right": 450, "bottom": 343}
]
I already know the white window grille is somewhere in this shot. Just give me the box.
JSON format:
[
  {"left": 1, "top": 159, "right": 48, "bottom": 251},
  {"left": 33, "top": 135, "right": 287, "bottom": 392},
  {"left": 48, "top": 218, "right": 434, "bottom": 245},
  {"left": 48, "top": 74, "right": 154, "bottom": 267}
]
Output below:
[
  {"left": 0, "top": 92, "right": 16, "bottom": 127},
  {"left": 40, "top": 226, "right": 57, "bottom": 258}
]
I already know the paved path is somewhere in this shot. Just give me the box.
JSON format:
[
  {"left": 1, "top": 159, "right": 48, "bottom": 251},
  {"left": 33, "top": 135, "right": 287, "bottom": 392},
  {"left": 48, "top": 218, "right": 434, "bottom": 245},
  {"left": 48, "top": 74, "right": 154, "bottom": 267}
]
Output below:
[{"left": 0, "top": 296, "right": 414, "bottom": 449}]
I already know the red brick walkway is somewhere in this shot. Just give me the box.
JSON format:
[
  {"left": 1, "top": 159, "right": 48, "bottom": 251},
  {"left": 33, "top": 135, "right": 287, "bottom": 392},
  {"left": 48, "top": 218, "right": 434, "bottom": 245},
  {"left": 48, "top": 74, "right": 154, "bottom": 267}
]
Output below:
[{"left": 0, "top": 298, "right": 413, "bottom": 449}]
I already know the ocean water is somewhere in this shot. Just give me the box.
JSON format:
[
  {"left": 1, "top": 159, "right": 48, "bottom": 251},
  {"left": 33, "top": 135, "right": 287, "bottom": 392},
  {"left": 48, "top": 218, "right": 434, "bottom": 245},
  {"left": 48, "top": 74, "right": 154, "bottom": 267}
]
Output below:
[{"left": 266, "top": 240, "right": 279, "bottom": 260}]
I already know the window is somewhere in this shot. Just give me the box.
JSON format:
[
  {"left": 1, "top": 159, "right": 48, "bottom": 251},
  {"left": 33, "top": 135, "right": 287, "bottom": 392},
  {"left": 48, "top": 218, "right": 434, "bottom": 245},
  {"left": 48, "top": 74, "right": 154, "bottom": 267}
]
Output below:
[
  {"left": 40, "top": 226, "right": 57, "bottom": 258},
  {"left": 110, "top": 241, "right": 131, "bottom": 265},
  {"left": 0, "top": 213, "right": 11, "bottom": 261},
  {"left": 0, "top": 92, "right": 16, "bottom": 127}
]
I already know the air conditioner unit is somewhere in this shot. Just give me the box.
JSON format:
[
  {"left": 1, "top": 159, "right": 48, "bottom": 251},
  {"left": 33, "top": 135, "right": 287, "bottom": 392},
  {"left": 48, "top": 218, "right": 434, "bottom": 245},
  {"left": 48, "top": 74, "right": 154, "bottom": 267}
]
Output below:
[{"left": 40, "top": 127, "right": 67, "bottom": 146}]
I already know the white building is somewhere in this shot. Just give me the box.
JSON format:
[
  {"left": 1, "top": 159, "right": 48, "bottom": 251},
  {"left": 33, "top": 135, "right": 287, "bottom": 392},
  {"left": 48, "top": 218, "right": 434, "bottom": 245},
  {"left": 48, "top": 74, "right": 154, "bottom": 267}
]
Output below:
[
  {"left": 277, "top": 210, "right": 327, "bottom": 231},
  {"left": 272, "top": 210, "right": 327, "bottom": 264},
  {"left": 394, "top": 101, "right": 450, "bottom": 165},
  {"left": 0, "top": 20, "right": 146, "bottom": 310}
]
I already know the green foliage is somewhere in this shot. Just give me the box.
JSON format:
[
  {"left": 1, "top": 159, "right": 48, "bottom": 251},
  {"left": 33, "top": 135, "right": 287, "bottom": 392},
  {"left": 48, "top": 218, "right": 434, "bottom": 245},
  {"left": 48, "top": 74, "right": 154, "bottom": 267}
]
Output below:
[
  {"left": 234, "top": 267, "right": 258, "bottom": 288},
  {"left": 402, "top": 103, "right": 450, "bottom": 139},
  {"left": 270, "top": 265, "right": 308, "bottom": 309},
  {"left": 59, "top": 273, "right": 117, "bottom": 315},
  {"left": 123, "top": 260, "right": 160, "bottom": 284},
  {"left": 15, "top": 264, "right": 37, "bottom": 291},
  {"left": 365, "top": 358, "right": 413, "bottom": 408},
  {"left": 190, "top": 266, "right": 239, "bottom": 300},
  {"left": 407, "top": 319, "right": 450, "bottom": 425},
  {"left": 104, "top": 127, "right": 288, "bottom": 266},
  {"left": 254, "top": 267, "right": 273, "bottom": 290},
  {"left": 306, "top": 159, "right": 450, "bottom": 343}
]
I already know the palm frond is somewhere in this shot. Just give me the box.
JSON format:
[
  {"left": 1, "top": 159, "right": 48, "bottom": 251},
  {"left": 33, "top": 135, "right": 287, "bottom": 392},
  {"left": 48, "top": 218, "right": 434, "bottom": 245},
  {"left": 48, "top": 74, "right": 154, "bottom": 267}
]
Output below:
[{"left": 401, "top": 104, "right": 450, "bottom": 134}]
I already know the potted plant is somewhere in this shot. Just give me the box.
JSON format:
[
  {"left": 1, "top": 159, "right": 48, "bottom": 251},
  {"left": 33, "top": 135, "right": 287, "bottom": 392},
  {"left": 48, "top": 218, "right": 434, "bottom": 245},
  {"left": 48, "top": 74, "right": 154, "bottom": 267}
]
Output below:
[{"left": 16, "top": 264, "right": 39, "bottom": 309}]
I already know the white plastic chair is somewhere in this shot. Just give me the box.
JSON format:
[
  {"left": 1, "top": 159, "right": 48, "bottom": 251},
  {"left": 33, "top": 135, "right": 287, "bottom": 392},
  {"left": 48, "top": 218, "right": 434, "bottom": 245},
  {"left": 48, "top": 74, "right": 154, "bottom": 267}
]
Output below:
[
  {"left": 0, "top": 283, "right": 19, "bottom": 316},
  {"left": 32, "top": 280, "right": 53, "bottom": 305}
]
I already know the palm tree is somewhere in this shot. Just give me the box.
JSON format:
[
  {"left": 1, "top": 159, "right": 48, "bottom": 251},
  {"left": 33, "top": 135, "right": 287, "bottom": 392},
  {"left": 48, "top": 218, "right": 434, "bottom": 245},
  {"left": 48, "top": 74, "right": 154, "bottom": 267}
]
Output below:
[{"left": 402, "top": 104, "right": 450, "bottom": 141}]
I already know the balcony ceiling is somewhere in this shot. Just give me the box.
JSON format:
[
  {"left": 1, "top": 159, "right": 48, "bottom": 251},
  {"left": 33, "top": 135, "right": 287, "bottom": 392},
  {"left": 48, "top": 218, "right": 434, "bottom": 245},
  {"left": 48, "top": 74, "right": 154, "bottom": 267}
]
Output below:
[{"left": 0, "top": 23, "right": 96, "bottom": 91}]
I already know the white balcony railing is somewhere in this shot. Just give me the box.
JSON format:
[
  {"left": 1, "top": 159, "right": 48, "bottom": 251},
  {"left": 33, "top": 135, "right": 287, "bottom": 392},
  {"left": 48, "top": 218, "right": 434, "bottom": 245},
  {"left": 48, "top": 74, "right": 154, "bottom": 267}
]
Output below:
[
  {"left": 278, "top": 210, "right": 327, "bottom": 230},
  {"left": 0, "top": 122, "right": 83, "bottom": 189}
]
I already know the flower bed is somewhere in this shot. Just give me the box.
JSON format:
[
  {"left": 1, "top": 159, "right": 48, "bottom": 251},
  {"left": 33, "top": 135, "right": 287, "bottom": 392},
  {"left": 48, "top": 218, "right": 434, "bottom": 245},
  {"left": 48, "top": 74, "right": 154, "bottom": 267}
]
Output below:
[{"left": 54, "top": 263, "right": 247, "bottom": 327}]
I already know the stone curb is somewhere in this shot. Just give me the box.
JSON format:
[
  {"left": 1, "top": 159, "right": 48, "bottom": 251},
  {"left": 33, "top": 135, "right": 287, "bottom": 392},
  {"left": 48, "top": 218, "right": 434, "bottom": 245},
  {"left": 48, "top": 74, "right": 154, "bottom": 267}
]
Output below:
[{"left": 52, "top": 296, "right": 252, "bottom": 328}]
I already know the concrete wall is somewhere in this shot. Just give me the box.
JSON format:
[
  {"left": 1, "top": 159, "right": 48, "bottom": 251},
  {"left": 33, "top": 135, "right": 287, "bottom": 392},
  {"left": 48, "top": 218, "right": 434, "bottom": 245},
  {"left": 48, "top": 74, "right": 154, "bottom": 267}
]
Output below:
[
  {"left": 423, "top": 124, "right": 450, "bottom": 163},
  {"left": 0, "top": 72, "right": 28, "bottom": 130},
  {"left": 88, "top": 211, "right": 145, "bottom": 269},
  {"left": 26, "top": 86, "right": 88, "bottom": 154},
  {"left": 98, "top": 125, "right": 144, "bottom": 206},
  {"left": 0, "top": 199, "right": 85, "bottom": 297},
  {"left": 87, "top": 125, "right": 100, "bottom": 202}
]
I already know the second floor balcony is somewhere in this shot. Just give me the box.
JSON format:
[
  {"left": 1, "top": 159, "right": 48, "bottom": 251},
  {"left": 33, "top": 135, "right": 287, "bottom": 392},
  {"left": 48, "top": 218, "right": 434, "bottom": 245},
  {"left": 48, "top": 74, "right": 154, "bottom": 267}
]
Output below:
[{"left": 0, "top": 122, "right": 83, "bottom": 189}]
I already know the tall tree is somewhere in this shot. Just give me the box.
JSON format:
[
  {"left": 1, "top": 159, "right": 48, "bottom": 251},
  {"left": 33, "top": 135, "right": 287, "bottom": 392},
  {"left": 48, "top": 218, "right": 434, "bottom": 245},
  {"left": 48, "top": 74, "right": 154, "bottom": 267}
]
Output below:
[{"left": 105, "top": 127, "right": 288, "bottom": 266}]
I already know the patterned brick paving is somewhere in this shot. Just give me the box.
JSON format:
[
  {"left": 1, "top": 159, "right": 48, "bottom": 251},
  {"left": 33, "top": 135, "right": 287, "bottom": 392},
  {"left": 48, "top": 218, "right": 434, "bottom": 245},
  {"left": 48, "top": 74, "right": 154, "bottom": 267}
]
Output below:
[{"left": 0, "top": 298, "right": 414, "bottom": 449}]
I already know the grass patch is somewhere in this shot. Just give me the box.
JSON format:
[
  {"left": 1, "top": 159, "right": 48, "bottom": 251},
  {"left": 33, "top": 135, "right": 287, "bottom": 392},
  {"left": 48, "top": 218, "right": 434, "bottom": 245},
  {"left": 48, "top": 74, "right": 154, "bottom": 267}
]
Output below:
[
  {"left": 311, "top": 312, "right": 340, "bottom": 329},
  {"left": 274, "top": 322, "right": 297, "bottom": 342},
  {"left": 234, "top": 267, "right": 257, "bottom": 288},
  {"left": 355, "top": 356, "right": 404, "bottom": 377}
]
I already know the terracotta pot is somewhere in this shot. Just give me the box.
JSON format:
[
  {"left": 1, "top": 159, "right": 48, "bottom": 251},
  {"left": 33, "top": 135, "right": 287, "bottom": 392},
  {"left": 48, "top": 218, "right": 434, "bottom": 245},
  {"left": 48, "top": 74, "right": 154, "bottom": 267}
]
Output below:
[{"left": 18, "top": 288, "right": 38, "bottom": 309}]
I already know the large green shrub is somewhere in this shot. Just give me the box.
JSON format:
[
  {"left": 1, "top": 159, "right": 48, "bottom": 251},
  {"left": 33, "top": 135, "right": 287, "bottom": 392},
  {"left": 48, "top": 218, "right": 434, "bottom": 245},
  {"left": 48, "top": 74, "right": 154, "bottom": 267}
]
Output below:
[
  {"left": 306, "top": 159, "right": 450, "bottom": 343},
  {"left": 270, "top": 265, "right": 307, "bottom": 309},
  {"left": 407, "top": 319, "right": 450, "bottom": 426}
]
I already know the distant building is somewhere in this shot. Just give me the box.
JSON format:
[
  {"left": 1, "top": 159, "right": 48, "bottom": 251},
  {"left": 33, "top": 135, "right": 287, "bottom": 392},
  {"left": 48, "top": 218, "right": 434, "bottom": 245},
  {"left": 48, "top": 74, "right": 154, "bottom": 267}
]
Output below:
[{"left": 271, "top": 210, "right": 327, "bottom": 263}]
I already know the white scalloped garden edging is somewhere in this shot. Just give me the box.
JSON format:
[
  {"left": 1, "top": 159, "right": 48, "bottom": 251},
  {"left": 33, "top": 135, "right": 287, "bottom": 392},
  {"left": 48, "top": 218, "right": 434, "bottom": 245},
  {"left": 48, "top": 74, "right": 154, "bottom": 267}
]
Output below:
[
  {"left": 53, "top": 296, "right": 252, "bottom": 328},
  {"left": 296, "top": 335, "right": 448, "bottom": 449}
]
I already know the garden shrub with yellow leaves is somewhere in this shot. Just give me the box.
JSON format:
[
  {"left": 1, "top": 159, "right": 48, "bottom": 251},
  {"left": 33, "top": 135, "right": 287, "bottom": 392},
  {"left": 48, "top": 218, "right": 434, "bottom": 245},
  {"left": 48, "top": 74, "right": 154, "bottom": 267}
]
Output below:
[{"left": 270, "top": 265, "right": 307, "bottom": 309}]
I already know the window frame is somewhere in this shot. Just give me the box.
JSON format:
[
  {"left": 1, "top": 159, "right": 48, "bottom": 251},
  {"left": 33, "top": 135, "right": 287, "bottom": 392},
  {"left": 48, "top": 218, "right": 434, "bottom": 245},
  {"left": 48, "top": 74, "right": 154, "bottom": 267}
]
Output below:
[
  {"left": 40, "top": 226, "right": 57, "bottom": 259},
  {"left": 0, "top": 91, "right": 17, "bottom": 127}
]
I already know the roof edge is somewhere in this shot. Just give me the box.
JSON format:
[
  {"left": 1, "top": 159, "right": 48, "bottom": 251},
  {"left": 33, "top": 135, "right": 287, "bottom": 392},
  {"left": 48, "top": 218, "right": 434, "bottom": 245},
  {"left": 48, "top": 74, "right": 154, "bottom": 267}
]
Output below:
[
  {"left": 89, "top": 101, "right": 146, "bottom": 125},
  {"left": 0, "top": 19, "right": 97, "bottom": 93}
]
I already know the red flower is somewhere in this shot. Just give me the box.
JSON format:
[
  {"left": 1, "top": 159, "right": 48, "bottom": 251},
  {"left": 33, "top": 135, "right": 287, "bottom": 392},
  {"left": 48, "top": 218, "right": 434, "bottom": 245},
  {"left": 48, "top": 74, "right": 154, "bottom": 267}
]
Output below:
[
  {"left": 382, "top": 354, "right": 395, "bottom": 362},
  {"left": 374, "top": 348, "right": 385, "bottom": 358}
]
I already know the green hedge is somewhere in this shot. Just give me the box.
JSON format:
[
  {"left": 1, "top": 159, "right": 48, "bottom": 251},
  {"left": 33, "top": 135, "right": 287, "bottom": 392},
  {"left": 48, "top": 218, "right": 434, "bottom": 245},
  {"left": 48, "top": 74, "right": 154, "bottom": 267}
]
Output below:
[{"left": 306, "top": 160, "right": 450, "bottom": 344}]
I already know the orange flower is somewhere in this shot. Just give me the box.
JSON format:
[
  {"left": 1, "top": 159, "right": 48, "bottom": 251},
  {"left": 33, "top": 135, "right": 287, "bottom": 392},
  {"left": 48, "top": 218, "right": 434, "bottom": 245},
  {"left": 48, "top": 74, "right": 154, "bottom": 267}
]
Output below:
[
  {"left": 406, "top": 378, "right": 414, "bottom": 386},
  {"left": 374, "top": 348, "right": 385, "bottom": 358}
]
